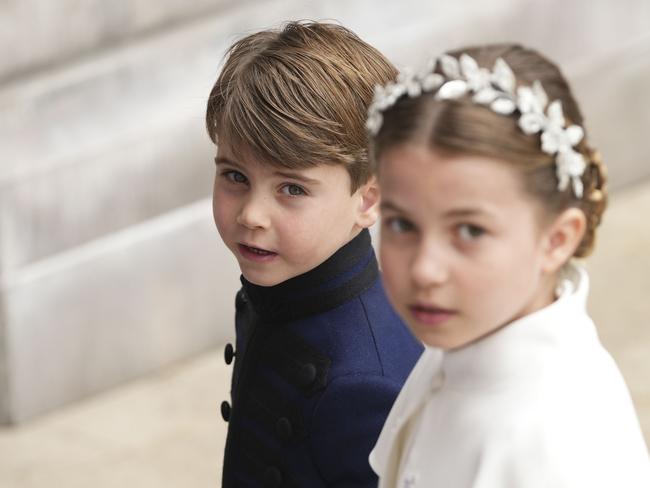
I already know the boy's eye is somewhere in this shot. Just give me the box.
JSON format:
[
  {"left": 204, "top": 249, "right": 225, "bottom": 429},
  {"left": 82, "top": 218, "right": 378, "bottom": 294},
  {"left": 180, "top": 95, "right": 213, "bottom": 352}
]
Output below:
[
  {"left": 223, "top": 170, "right": 248, "bottom": 184},
  {"left": 281, "top": 184, "right": 307, "bottom": 196},
  {"left": 384, "top": 216, "right": 415, "bottom": 234},
  {"left": 457, "top": 223, "right": 485, "bottom": 241}
]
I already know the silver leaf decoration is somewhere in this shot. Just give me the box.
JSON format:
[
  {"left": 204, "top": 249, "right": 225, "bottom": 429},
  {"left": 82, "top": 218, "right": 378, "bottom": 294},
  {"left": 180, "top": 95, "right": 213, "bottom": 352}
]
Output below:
[
  {"left": 436, "top": 80, "right": 468, "bottom": 100},
  {"left": 439, "top": 54, "right": 461, "bottom": 79},
  {"left": 460, "top": 54, "right": 480, "bottom": 79},
  {"left": 492, "top": 58, "right": 516, "bottom": 94},
  {"left": 490, "top": 97, "right": 516, "bottom": 114}
]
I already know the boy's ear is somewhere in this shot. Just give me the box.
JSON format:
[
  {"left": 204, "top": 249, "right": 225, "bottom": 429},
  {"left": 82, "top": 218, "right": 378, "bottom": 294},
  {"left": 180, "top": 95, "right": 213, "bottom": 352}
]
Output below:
[
  {"left": 355, "top": 176, "right": 380, "bottom": 229},
  {"left": 540, "top": 207, "right": 587, "bottom": 274}
]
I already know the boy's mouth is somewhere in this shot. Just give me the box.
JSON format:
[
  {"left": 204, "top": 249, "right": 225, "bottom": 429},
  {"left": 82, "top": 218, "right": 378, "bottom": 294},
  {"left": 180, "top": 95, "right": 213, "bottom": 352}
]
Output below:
[{"left": 238, "top": 243, "right": 278, "bottom": 262}]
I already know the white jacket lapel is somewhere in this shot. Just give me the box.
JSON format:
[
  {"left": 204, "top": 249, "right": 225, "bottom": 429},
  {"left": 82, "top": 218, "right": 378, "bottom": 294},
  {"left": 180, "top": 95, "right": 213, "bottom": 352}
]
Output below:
[{"left": 369, "top": 347, "right": 445, "bottom": 485}]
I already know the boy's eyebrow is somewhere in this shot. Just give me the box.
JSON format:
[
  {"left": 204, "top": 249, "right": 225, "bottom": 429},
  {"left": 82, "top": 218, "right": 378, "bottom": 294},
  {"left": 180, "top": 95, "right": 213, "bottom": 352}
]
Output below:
[
  {"left": 214, "top": 156, "right": 238, "bottom": 166},
  {"left": 273, "top": 170, "right": 320, "bottom": 185},
  {"left": 214, "top": 157, "right": 320, "bottom": 185}
]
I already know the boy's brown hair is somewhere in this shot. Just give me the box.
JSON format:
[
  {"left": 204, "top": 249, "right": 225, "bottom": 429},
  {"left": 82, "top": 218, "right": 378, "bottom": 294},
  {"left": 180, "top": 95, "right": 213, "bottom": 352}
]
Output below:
[{"left": 206, "top": 21, "right": 397, "bottom": 192}]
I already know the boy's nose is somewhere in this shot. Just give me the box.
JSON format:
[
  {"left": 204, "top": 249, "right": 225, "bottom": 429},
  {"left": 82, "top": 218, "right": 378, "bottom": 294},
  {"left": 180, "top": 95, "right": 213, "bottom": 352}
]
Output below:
[
  {"left": 410, "top": 244, "right": 449, "bottom": 289},
  {"left": 236, "top": 195, "right": 271, "bottom": 230}
]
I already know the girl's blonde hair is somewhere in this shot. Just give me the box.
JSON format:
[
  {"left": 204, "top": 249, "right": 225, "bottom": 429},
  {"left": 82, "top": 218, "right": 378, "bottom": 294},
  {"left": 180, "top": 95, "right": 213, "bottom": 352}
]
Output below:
[
  {"left": 370, "top": 44, "right": 607, "bottom": 257},
  {"left": 206, "top": 21, "right": 397, "bottom": 192}
]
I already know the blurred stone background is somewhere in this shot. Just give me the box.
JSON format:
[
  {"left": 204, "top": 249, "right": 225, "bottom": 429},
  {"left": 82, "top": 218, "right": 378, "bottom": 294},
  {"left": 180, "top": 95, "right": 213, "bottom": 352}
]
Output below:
[{"left": 0, "top": 0, "right": 648, "bottom": 486}]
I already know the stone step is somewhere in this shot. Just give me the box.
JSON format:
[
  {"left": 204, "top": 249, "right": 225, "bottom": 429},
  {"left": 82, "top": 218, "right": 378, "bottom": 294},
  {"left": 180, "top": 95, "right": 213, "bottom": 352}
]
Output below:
[
  {"left": 0, "top": 118, "right": 214, "bottom": 274},
  {"left": 1, "top": 199, "right": 240, "bottom": 423},
  {"left": 0, "top": 0, "right": 250, "bottom": 83}
]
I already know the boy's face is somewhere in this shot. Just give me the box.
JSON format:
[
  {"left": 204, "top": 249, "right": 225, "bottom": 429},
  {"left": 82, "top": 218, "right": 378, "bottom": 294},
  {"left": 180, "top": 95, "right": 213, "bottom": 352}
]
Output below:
[
  {"left": 213, "top": 143, "right": 377, "bottom": 286},
  {"left": 378, "top": 144, "right": 558, "bottom": 350}
]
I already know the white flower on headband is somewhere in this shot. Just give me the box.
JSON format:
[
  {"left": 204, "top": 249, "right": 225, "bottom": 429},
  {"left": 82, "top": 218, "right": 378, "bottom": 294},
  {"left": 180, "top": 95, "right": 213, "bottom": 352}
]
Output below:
[
  {"left": 540, "top": 100, "right": 586, "bottom": 197},
  {"left": 541, "top": 101, "right": 585, "bottom": 154},
  {"left": 366, "top": 53, "right": 588, "bottom": 198},
  {"left": 557, "top": 150, "right": 586, "bottom": 198},
  {"left": 365, "top": 93, "right": 384, "bottom": 136},
  {"left": 436, "top": 55, "right": 518, "bottom": 115},
  {"left": 518, "top": 82, "right": 548, "bottom": 135},
  {"left": 365, "top": 66, "right": 444, "bottom": 137}
]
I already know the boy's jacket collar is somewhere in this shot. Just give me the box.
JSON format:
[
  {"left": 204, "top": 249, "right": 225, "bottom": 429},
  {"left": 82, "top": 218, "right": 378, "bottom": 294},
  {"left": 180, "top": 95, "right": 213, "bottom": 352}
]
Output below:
[{"left": 240, "top": 228, "right": 378, "bottom": 324}]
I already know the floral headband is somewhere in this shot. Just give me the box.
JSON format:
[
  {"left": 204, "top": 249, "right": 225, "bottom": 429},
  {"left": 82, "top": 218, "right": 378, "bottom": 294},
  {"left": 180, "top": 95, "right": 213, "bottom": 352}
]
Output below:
[{"left": 366, "top": 54, "right": 588, "bottom": 198}]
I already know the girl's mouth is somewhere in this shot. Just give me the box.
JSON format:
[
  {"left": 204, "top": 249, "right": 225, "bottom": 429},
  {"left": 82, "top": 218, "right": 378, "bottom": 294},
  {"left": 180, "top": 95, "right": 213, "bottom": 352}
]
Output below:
[
  {"left": 238, "top": 243, "right": 278, "bottom": 262},
  {"left": 408, "top": 304, "right": 457, "bottom": 326}
]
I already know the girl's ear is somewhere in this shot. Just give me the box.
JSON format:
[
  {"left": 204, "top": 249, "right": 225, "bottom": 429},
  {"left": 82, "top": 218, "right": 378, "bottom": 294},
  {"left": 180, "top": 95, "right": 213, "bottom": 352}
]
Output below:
[
  {"left": 355, "top": 176, "right": 381, "bottom": 229},
  {"left": 541, "top": 207, "right": 587, "bottom": 273}
]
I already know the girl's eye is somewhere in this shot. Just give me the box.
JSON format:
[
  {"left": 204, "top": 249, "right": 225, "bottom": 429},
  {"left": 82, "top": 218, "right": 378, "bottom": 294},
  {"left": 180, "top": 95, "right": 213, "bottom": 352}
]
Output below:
[
  {"left": 223, "top": 170, "right": 248, "bottom": 184},
  {"left": 281, "top": 184, "right": 307, "bottom": 196},
  {"left": 457, "top": 224, "right": 485, "bottom": 241},
  {"left": 384, "top": 216, "right": 415, "bottom": 234}
]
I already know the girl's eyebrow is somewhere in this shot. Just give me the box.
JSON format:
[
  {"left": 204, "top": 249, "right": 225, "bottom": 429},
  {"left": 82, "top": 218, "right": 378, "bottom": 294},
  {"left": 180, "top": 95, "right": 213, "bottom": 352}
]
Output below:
[
  {"left": 380, "top": 200, "right": 406, "bottom": 213},
  {"left": 380, "top": 201, "right": 496, "bottom": 219},
  {"left": 445, "top": 208, "right": 483, "bottom": 217},
  {"left": 443, "top": 206, "right": 498, "bottom": 220}
]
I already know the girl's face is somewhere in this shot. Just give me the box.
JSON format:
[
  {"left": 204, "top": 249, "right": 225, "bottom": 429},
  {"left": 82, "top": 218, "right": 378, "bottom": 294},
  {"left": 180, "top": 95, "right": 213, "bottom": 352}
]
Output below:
[{"left": 378, "top": 145, "right": 556, "bottom": 350}]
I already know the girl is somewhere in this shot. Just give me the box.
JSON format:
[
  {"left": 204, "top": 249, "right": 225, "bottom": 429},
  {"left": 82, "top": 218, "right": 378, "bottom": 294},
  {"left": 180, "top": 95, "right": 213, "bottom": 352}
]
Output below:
[{"left": 366, "top": 44, "right": 650, "bottom": 487}]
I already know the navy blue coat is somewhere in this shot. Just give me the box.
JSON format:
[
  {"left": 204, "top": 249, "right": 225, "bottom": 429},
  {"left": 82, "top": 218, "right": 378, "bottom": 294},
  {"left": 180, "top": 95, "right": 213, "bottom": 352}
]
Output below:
[{"left": 220, "top": 229, "right": 423, "bottom": 487}]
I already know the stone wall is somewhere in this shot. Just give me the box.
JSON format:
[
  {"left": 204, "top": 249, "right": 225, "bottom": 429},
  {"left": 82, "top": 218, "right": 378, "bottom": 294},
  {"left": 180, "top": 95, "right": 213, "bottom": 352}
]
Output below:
[
  {"left": 1, "top": 0, "right": 648, "bottom": 423},
  {"left": 0, "top": 0, "right": 249, "bottom": 82}
]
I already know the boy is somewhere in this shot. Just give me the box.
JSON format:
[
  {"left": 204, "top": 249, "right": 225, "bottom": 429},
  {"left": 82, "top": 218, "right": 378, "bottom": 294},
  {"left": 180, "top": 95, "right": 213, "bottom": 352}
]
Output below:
[{"left": 206, "top": 21, "right": 422, "bottom": 487}]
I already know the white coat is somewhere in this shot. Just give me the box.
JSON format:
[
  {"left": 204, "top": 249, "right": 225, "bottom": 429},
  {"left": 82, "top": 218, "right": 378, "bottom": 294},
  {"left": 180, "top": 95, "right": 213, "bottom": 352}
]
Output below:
[{"left": 370, "top": 265, "right": 650, "bottom": 487}]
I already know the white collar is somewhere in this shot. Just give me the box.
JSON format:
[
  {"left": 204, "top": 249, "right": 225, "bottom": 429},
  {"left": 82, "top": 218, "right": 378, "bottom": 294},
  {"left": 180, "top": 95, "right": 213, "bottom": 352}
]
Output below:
[
  {"left": 442, "top": 263, "right": 595, "bottom": 390},
  {"left": 370, "top": 263, "right": 595, "bottom": 475}
]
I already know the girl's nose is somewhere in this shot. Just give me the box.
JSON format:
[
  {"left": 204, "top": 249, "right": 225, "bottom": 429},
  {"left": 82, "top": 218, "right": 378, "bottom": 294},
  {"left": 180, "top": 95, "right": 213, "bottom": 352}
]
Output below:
[
  {"left": 410, "top": 243, "right": 449, "bottom": 289},
  {"left": 236, "top": 194, "right": 271, "bottom": 230}
]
